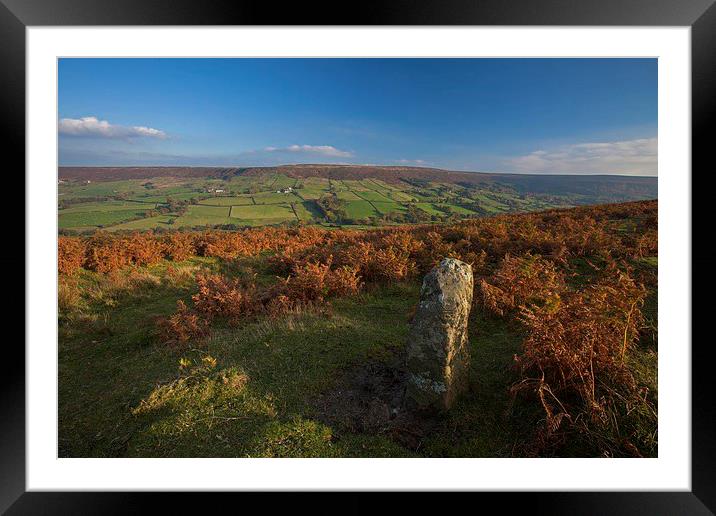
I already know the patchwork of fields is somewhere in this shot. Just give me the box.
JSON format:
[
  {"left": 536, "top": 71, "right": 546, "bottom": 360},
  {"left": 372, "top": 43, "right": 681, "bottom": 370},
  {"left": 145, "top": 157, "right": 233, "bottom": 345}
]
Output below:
[{"left": 58, "top": 172, "right": 600, "bottom": 232}]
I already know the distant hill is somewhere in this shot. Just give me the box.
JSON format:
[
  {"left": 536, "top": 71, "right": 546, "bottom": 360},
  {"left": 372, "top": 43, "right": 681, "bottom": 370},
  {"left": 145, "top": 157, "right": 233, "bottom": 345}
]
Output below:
[
  {"left": 59, "top": 166, "right": 238, "bottom": 181},
  {"left": 58, "top": 164, "right": 657, "bottom": 202}
]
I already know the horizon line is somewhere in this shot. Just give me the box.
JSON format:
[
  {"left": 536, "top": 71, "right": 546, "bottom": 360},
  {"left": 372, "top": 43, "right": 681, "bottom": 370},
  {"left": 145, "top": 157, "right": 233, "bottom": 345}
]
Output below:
[{"left": 56, "top": 163, "right": 658, "bottom": 179}]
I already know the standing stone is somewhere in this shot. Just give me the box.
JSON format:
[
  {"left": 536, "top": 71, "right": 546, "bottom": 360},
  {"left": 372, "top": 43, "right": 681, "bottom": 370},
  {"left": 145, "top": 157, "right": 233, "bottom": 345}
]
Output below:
[{"left": 405, "top": 258, "right": 473, "bottom": 412}]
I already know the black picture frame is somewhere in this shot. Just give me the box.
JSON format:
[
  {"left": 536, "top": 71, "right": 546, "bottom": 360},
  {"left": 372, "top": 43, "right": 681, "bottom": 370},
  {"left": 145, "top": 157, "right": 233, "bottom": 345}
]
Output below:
[{"left": 2, "top": 0, "right": 712, "bottom": 513}]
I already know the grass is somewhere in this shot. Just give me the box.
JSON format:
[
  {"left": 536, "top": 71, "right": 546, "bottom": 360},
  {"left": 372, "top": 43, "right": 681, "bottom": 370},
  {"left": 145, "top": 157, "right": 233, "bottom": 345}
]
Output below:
[
  {"left": 443, "top": 204, "right": 479, "bottom": 216},
  {"left": 372, "top": 201, "right": 407, "bottom": 215},
  {"left": 198, "top": 196, "right": 255, "bottom": 206},
  {"left": 252, "top": 192, "right": 303, "bottom": 204},
  {"left": 344, "top": 200, "right": 379, "bottom": 219},
  {"left": 387, "top": 190, "right": 418, "bottom": 202},
  {"left": 58, "top": 260, "right": 545, "bottom": 458},
  {"left": 418, "top": 310, "right": 534, "bottom": 457},
  {"left": 272, "top": 175, "right": 298, "bottom": 189},
  {"left": 59, "top": 200, "right": 158, "bottom": 213},
  {"left": 106, "top": 215, "right": 177, "bottom": 231},
  {"left": 229, "top": 204, "right": 296, "bottom": 221},
  {"left": 58, "top": 229, "right": 658, "bottom": 458},
  {"left": 414, "top": 203, "right": 443, "bottom": 216},
  {"left": 335, "top": 191, "right": 363, "bottom": 201},
  {"left": 129, "top": 192, "right": 199, "bottom": 203},
  {"left": 127, "top": 286, "right": 416, "bottom": 457},
  {"left": 293, "top": 188, "right": 325, "bottom": 200},
  {"left": 354, "top": 190, "right": 393, "bottom": 202},
  {"left": 175, "top": 205, "right": 233, "bottom": 227},
  {"left": 59, "top": 179, "right": 142, "bottom": 198},
  {"left": 59, "top": 208, "right": 151, "bottom": 229},
  {"left": 293, "top": 201, "right": 321, "bottom": 222}
]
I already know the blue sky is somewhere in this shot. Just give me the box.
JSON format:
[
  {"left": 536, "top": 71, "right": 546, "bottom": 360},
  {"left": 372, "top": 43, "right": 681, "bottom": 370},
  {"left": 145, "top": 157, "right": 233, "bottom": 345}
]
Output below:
[{"left": 58, "top": 58, "right": 657, "bottom": 175}]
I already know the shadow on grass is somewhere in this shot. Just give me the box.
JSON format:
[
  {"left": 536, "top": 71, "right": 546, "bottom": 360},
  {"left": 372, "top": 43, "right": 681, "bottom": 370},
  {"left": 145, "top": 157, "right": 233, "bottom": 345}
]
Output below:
[{"left": 59, "top": 269, "right": 619, "bottom": 458}]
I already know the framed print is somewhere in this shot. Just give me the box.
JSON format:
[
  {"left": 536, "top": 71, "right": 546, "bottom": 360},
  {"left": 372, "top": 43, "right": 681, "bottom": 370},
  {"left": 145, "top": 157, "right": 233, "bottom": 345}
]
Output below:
[{"left": 3, "top": 0, "right": 713, "bottom": 512}]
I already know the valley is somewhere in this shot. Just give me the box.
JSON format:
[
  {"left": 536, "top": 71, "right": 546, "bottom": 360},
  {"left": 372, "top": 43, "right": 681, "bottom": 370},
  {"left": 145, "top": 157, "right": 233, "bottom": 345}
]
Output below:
[{"left": 58, "top": 165, "right": 657, "bottom": 232}]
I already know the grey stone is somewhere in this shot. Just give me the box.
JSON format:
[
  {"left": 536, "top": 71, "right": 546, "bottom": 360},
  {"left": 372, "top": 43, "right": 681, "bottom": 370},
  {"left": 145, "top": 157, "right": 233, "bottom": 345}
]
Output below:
[{"left": 405, "top": 258, "right": 473, "bottom": 412}]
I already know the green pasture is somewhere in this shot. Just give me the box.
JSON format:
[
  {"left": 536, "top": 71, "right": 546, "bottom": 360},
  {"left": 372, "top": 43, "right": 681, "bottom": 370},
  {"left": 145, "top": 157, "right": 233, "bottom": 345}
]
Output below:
[
  {"left": 59, "top": 179, "right": 143, "bottom": 198},
  {"left": 59, "top": 200, "right": 158, "bottom": 214},
  {"left": 293, "top": 201, "right": 322, "bottom": 222},
  {"left": 107, "top": 215, "right": 177, "bottom": 231},
  {"left": 414, "top": 203, "right": 443, "bottom": 216},
  {"left": 443, "top": 204, "right": 478, "bottom": 216},
  {"left": 252, "top": 192, "right": 303, "bottom": 205},
  {"left": 372, "top": 201, "right": 408, "bottom": 215},
  {"left": 335, "top": 191, "right": 363, "bottom": 201},
  {"left": 174, "top": 205, "right": 233, "bottom": 227},
  {"left": 59, "top": 208, "right": 151, "bottom": 229},
  {"left": 199, "top": 196, "right": 255, "bottom": 206},
  {"left": 293, "top": 188, "right": 326, "bottom": 200},
  {"left": 344, "top": 200, "right": 379, "bottom": 219},
  {"left": 272, "top": 175, "right": 299, "bottom": 189},
  {"left": 229, "top": 204, "right": 296, "bottom": 221},
  {"left": 354, "top": 190, "right": 392, "bottom": 202}
]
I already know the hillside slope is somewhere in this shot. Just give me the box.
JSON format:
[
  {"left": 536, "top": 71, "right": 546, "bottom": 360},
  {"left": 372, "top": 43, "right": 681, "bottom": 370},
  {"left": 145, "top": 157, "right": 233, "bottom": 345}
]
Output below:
[{"left": 59, "top": 164, "right": 657, "bottom": 201}]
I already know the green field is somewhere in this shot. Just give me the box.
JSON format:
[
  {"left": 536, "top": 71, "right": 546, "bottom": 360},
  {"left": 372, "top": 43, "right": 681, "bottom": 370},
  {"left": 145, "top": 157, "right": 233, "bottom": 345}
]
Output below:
[
  {"left": 353, "top": 190, "right": 392, "bottom": 202},
  {"left": 59, "top": 200, "right": 158, "bottom": 213},
  {"left": 252, "top": 192, "right": 303, "bottom": 205},
  {"left": 58, "top": 172, "right": 591, "bottom": 232},
  {"left": 407, "top": 190, "right": 437, "bottom": 202},
  {"left": 335, "top": 191, "right": 363, "bottom": 201},
  {"left": 130, "top": 192, "right": 202, "bottom": 203},
  {"left": 414, "top": 203, "right": 443, "bottom": 216},
  {"left": 293, "top": 201, "right": 322, "bottom": 221},
  {"left": 229, "top": 204, "right": 296, "bottom": 222},
  {"left": 386, "top": 190, "right": 419, "bottom": 202},
  {"left": 199, "top": 196, "right": 255, "bottom": 206},
  {"left": 59, "top": 202, "right": 154, "bottom": 229},
  {"left": 293, "top": 188, "right": 325, "bottom": 200},
  {"left": 59, "top": 179, "right": 141, "bottom": 198},
  {"left": 443, "top": 204, "right": 478, "bottom": 216},
  {"left": 107, "top": 215, "right": 177, "bottom": 231},
  {"left": 372, "top": 201, "right": 407, "bottom": 215},
  {"left": 271, "top": 175, "right": 298, "bottom": 189},
  {"left": 174, "top": 205, "right": 233, "bottom": 227},
  {"left": 59, "top": 210, "right": 149, "bottom": 229},
  {"left": 344, "top": 200, "right": 379, "bottom": 219}
]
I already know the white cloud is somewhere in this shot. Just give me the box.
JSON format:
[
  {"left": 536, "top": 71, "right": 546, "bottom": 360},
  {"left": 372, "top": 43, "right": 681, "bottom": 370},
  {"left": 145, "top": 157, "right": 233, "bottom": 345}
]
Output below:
[
  {"left": 396, "top": 158, "right": 426, "bottom": 165},
  {"left": 265, "top": 144, "right": 353, "bottom": 158},
  {"left": 503, "top": 138, "right": 657, "bottom": 176},
  {"left": 58, "top": 116, "right": 167, "bottom": 139}
]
